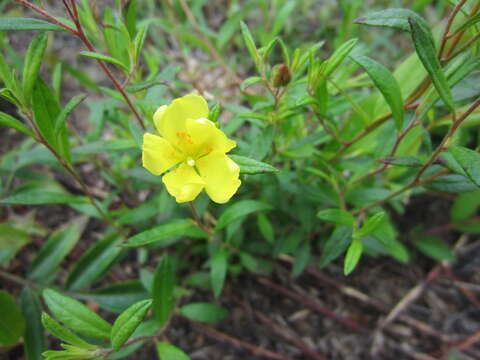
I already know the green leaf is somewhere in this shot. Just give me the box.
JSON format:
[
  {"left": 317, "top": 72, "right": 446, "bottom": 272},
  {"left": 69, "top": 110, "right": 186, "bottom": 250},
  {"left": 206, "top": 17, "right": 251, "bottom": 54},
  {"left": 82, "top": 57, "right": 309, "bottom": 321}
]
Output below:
[
  {"left": 41, "top": 313, "right": 96, "bottom": 350},
  {"left": 0, "top": 290, "right": 25, "bottom": 346},
  {"left": 28, "top": 217, "right": 87, "bottom": 282},
  {"left": 79, "top": 51, "right": 129, "bottom": 72},
  {"left": 152, "top": 255, "right": 175, "bottom": 326},
  {"left": 448, "top": 146, "right": 480, "bottom": 187},
  {"left": 240, "top": 21, "right": 260, "bottom": 70},
  {"left": 156, "top": 342, "right": 190, "bottom": 360},
  {"left": 210, "top": 248, "right": 228, "bottom": 298},
  {"left": 324, "top": 38, "right": 357, "bottom": 76},
  {"left": 427, "top": 174, "right": 478, "bottom": 193},
  {"left": 319, "top": 226, "right": 352, "bottom": 268},
  {"left": 409, "top": 17, "right": 455, "bottom": 111},
  {"left": 23, "top": 33, "right": 48, "bottom": 105},
  {"left": 414, "top": 237, "right": 455, "bottom": 262},
  {"left": 54, "top": 94, "right": 87, "bottom": 135},
  {"left": 256, "top": 213, "right": 274, "bottom": 244},
  {"left": 216, "top": 200, "right": 272, "bottom": 230},
  {"left": 450, "top": 191, "right": 480, "bottom": 222},
  {"left": 111, "top": 299, "right": 152, "bottom": 350},
  {"left": 0, "top": 224, "right": 31, "bottom": 265},
  {"left": 43, "top": 289, "right": 112, "bottom": 340},
  {"left": 0, "top": 18, "right": 64, "bottom": 31},
  {"left": 377, "top": 156, "right": 423, "bottom": 167},
  {"left": 66, "top": 233, "right": 123, "bottom": 291},
  {"left": 0, "top": 189, "right": 87, "bottom": 205},
  {"left": 455, "top": 13, "right": 480, "bottom": 32},
  {"left": 351, "top": 55, "right": 404, "bottom": 130},
  {"left": 125, "top": 219, "right": 208, "bottom": 247},
  {"left": 317, "top": 208, "right": 355, "bottom": 226},
  {"left": 179, "top": 303, "right": 228, "bottom": 323},
  {"left": 32, "top": 78, "right": 61, "bottom": 148},
  {"left": 292, "top": 243, "right": 310, "bottom": 277},
  {"left": 358, "top": 212, "right": 385, "bottom": 237},
  {"left": 0, "top": 111, "right": 34, "bottom": 136},
  {"left": 344, "top": 237, "right": 363, "bottom": 275},
  {"left": 228, "top": 155, "right": 279, "bottom": 175},
  {"left": 355, "top": 8, "right": 429, "bottom": 32},
  {"left": 20, "top": 288, "right": 46, "bottom": 360},
  {"left": 240, "top": 76, "right": 263, "bottom": 91}
]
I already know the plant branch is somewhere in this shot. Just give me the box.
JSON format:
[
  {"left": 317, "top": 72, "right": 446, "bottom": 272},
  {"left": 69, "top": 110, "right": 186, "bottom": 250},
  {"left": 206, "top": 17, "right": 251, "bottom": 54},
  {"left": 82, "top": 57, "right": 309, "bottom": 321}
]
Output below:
[{"left": 438, "top": 0, "right": 468, "bottom": 58}]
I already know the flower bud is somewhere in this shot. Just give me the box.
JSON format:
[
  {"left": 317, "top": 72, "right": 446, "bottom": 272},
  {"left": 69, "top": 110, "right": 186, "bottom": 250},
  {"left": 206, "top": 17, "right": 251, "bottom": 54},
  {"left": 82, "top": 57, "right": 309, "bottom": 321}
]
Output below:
[{"left": 271, "top": 63, "right": 291, "bottom": 87}]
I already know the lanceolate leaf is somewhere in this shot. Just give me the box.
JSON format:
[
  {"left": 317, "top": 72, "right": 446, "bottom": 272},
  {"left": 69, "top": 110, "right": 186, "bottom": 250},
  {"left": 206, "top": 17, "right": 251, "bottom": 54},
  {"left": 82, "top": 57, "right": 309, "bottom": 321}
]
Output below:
[
  {"left": 448, "top": 146, "right": 480, "bottom": 187},
  {"left": 0, "top": 290, "right": 25, "bottom": 346},
  {"left": 0, "top": 111, "right": 33, "bottom": 137},
  {"left": 324, "top": 38, "right": 357, "bottom": 76},
  {"left": 156, "top": 342, "right": 190, "bottom": 360},
  {"left": 23, "top": 33, "right": 48, "bottom": 105},
  {"left": 319, "top": 226, "right": 352, "bottom": 268},
  {"left": 152, "top": 255, "right": 175, "bottom": 326},
  {"left": 351, "top": 55, "right": 404, "bottom": 129},
  {"left": 355, "top": 8, "right": 429, "bottom": 33},
  {"left": 41, "top": 313, "right": 97, "bottom": 350},
  {"left": 43, "top": 289, "right": 112, "bottom": 340},
  {"left": 179, "top": 303, "right": 228, "bottom": 323},
  {"left": 210, "top": 248, "right": 228, "bottom": 298},
  {"left": 111, "top": 299, "right": 152, "bottom": 350},
  {"left": 216, "top": 200, "right": 272, "bottom": 230},
  {"left": 0, "top": 189, "right": 87, "bottom": 205},
  {"left": 229, "top": 155, "right": 279, "bottom": 175},
  {"left": 79, "top": 51, "right": 129, "bottom": 71},
  {"left": 344, "top": 237, "right": 363, "bottom": 275},
  {"left": 32, "top": 78, "right": 61, "bottom": 148},
  {"left": 0, "top": 18, "right": 64, "bottom": 32},
  {"left": 409, "top": 17, "right": 455, "bottom": 111},
  {"left": 54, "top": 94, "right": 88, "bottom": 135},
  {"left": 20, "top": 288, "right": 46, "bottom": 360}
]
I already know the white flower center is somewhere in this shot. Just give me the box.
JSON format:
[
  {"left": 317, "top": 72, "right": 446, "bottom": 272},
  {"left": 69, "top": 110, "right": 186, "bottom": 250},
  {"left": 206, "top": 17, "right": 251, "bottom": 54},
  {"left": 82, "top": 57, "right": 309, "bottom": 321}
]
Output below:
[{"left": 186, "top": 158, "right": 195, "bottom": 167}]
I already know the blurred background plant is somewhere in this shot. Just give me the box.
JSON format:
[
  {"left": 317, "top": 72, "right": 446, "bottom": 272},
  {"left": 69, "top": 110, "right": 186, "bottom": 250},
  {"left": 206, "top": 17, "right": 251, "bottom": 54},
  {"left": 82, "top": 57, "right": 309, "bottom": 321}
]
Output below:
[{"left": 1, "top": 0, "right": 480, "bottom": 359}]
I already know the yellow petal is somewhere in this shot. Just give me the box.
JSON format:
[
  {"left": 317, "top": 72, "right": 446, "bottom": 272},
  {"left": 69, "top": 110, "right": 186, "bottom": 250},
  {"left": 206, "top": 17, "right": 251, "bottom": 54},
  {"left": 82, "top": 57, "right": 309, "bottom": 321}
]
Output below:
[
  {"left": 162, "top": 163, "right": 205, "bottom": 203},
  {"left": 153, "top": 105, "right": 167, "bottom": 134},
  {"left": 156, "top": 94, "right": 209, "bottom": 145},
  {"left": 142, "top": 133, "right": 183, "bottom": 175},
  {"left": 186, "top": 118, "right": 236, "bottom": 157},
  {"left": 196, "top": 154, "right": 241, "bottom": 204}
]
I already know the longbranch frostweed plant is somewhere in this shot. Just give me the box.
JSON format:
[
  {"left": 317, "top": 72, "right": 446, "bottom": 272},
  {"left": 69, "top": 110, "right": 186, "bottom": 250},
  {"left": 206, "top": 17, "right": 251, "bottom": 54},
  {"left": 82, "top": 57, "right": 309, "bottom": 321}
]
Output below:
[{"left": 142, "top": 94, "right": 241, "bottom": 203}]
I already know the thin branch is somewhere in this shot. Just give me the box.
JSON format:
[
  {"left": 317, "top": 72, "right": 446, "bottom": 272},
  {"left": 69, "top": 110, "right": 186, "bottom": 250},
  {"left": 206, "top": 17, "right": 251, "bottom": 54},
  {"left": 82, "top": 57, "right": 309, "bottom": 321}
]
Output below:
[{"left": 438, "top": 0, "right": 468, "bottom": 58}]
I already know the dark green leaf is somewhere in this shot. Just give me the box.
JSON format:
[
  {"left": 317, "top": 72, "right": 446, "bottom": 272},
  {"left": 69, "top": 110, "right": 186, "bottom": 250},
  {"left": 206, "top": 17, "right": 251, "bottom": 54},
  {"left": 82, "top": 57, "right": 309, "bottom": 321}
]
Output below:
[
  {"left": 414, "top": 237, "right": 455, "bottom": 261},
  {"left": 256, "top": 213, "right": 274, "bottom": 244},
  {"left": 32, "top": 78, "right": 61, "bottom": 148},
  {"left": 319, "top": 226, "right": 352, "bottom": 268},
  {"left": 409, "top": 17, "right": 455, "bottom": 111},
  {"left": 450, "top": 191, "right": 480, "bottom": 222},
  {"left": 125, "top": 220, "right": 207, "bottom": 247},
  {"left": 229, "top": 155, "right": 278, "bottom": 175},
  {"left": 180, "top": 303, "right": 228, "bottom": 323},
  {"left": 358, "top": 212, "right": 385, "bottom": 237},
  {"left": 351, "top": 55, "right": 404, "bottom": 129},
  {"left": 317, "top": 208, "right": 355, "bottom": 226},
  {"left": 23, "top": 33, "right": 48, "bottom": 104},
  {"left": 54, "top": 94, "right": 87, "bottom": 135},
  {"left": 427, "top": 174, "right": 478, "bottom": 193},
  {"left": 0, "top": 224, "right": 31, "bottom": 265},
  {"left": 152, "top": 255, "right": 175, "bottom": 326},
  {"left": 0, "top": 18, "right": 64, "bottom": 31},
  {"left": 448, "top": 146, "right": 480, "bottom": 187},
  {"left": 156, "top": 342, "right": 190, "bottom": 360},
  {"left": 216, "top": 200, "right": 272, "bottom": 230},
  {"left": 66, "top": 233, "right": 123, "bottom": 291},
  {"left": 111, "top": 299, "right": 152, "bottom": 350},
  {"left": 292, "top": 243, "right": 310, "bottom": 277},
  {"left": 43, "top": 289, "right": 112, "bottom": 340},
  {"left": 210, "top": 248, "right": 228, "bottom": 298},
  {"left": 0, "top": 290, "right": 25, "bottom": 346},
  {"left": 28, "top": 217, "right": 87, "bottom": 282},
  {"left": 20, "top": 288, "right": 46, "bottom": 360},
  {"left": 377, "top": 156, "right": 423, "bottom": 167}
]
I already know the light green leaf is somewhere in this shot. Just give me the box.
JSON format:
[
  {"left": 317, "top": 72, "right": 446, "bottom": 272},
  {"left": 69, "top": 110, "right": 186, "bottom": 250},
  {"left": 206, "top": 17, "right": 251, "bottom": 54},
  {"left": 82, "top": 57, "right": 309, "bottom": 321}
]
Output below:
[
  {"left": 324, "top": 38, "right": 357, "bottom": 76},
  {"left": 41, "top": 313, "right": 97, "bottom": 350},
  {"left": 54, "top": 94, "right": 87, "bottom": 135},
  {"left": 355, "top": 8, "right": 429, "bottom": 32},
  {"left": 351, "top": 55, "right": 404, "bottom": 129},
  {"left": 79, "top": 51, "right": 129, "bottom": 71},
  {"left": 228, "top": 155, "right": 279, "bottom": 175},
  {"left": 0, "top": 290, "right": 25, "bottom": 346},
  {"left": 409, "top": 17, "right": 455, "bottom": 111},
  {"left": 111, "top": 299, "right": 152, "bottom": 350},
  {"left": 152, "top": 255, "right": 175, "bottom": 326},
  {"left": 0, "top": 111, "right": 33, "bottom": 137},
  {"left": 43, "top": 289, "right": 112, "bottom": 340},
  {"left": 240, "top": 76, "right": 263, "bottom": 91},
  {"left": 216, "top": 200, "right": 272, "bottom": 230},
  {"left": 455, "top": 13, "right": 480, "bottom": 32},
  {"left": 317, "top": 208, "right": 355, "bottom": 226},
  {"left": 240, "top": 21, "right": 260, "bottom": 70},
  {"left": 23, "top": 33, "right": 48, "bottom": 105},
  {"left": 448, "top": 146, "right": 480, "bottom": 187},
  {"left": 344, "top": 237, "right": 363, "bottom": 275},
  {"left": 125, "top": 220, "right": 208, "bottom": 247},
  {"left": 20, "top": 288, "right": 46, "bottom": 360},
  {"left": 358, "top": 212, "right": 386, "bottom": 237},
  {"left": 179, "top": 303, "right": 228, "bottom": 323},
  {"left": 0, "top": 189, "right": 87, "bottom": 205},
  {"left": 156, "top": 342, "right": 190, "bottom": 360},
  {"left": 0, "top": 18, "right": 64, "bottom": 31}
]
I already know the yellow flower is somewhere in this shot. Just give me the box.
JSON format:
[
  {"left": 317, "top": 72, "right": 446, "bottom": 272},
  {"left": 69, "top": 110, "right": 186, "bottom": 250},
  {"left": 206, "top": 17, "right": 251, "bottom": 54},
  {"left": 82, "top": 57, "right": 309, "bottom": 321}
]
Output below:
[{"left": 142, "top": 94, "right": 241, "bottom": 204}]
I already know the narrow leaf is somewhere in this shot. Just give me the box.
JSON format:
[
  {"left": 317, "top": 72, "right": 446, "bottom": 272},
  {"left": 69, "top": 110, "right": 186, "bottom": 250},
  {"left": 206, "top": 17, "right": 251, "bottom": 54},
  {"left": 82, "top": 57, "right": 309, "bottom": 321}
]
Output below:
[
  {"left": 324, "top": 38, "right": 357, "bottom": 76},
  {"left": 152, "top": 255, "right": 175, "bottom": 326},
  {"left": 54, "top": 94, "right": 87, "bottom": 135},
  {"left": 210, "top": 248, "right": 228, "bottom": 298},
  {"left": 317, "top": 208, "right": 355, "bottom": 226},
  {"left": 0, "top": 18, "right": 64, "bottom": 31},
  {"left": 111, "top": 299, "right": 152, "bottom": 350},
  {"left": 216, "top": 200, "right": 272, "bottom": 230},
  {"left": 0, "top": 189, "right": 87, "bottom": 205},
  {"left": 229, "top": 155, "right": 279, "bottom": 175},
  {"left": 0, "top": 290, "right": 25, "bottom": 346},
  {"left": 43, "top": 289, "right": 112, "bottom": 340},
  {"left": 0, "top": 111, "right": 33, "bottom": 137},
  {"left": 240, "top": 21, "right": 260, "bottom": 69},
  {"left": 351, "top": 55, "right": 404, "bottom": 129},
  {"left": 23, "top": 33, "right": 48, "bottom": 104},
  {"left": 355, "top": 8, "right": 429, "bottom": 32},
  {"left": 319, "top": 226, "right": 352, "bottom": 268},
  {"left": 156, "top": 342, "right": 190, "bottom": 360},
  {"left": 409, "top": 17, "right": 455, "bottom": 111},
  {"left": 344, "top": 237, "right": 363, "bottom": 275},
  {"left": 20, "top": 288, "right": 46, "bottom": 360},
  {"left": 41, "top": 313, "right": 96, "bottom": 350},
  {"left": 448, "top": 146, "right": 480, "bottom": 187},
  {"left": 79, "top": 51, "right": 129, "bottom": 71},
  {"left": 179, "top": 303, "right": 228, "bottom": 323},
  {"left": 414, "top": 237, "right": 455, "bottom": 261}
]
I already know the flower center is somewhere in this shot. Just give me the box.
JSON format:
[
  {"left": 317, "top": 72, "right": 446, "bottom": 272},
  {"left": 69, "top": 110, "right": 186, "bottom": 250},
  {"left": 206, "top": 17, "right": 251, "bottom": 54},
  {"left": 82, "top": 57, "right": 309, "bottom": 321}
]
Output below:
[{"left": 186, "top": 158, "right": 195, "bottom": 167}]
